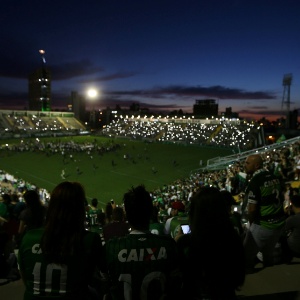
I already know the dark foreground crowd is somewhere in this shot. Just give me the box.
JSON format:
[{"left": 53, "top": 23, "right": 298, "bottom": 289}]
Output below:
[{"left": 1, "top": 149, "right": 300, "bottom": 299}]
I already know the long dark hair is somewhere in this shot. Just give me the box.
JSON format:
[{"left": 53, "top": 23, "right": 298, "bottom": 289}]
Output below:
[
  {"left": 189, "top": 187, "right": 232, "bottom": 238},
  {"left": 23, "top": 190, "right": 45, "bottom": 228},
  {"left": 41, "top": 181, "right": 86, "bottom": 264},
  {"left": 189, "top": 187, "right": 245, "bottom": 292}
]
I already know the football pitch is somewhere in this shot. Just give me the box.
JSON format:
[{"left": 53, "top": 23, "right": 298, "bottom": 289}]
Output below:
[{"left": 0, "top": 135, "right": 232, "bottom": 210}]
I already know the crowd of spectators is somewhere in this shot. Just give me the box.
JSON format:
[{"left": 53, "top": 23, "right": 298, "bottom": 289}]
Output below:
[
  {"left": 0, "top": 138, "right": 122, "bottom": 162},
  {"left": 1, "top": 124, "right": 300, "bottom": 297},
  {"left": 1, "top": 136, "right": 300, "bottom": 216},
  {"left": 1, "top": 135, "right": 300, "bottom": 230},
  {"left": 101, "top": 117, "right": 261, "bottom": 150},
  {"left": 0, "top": 113, "right": 85, "bottom": 138}
]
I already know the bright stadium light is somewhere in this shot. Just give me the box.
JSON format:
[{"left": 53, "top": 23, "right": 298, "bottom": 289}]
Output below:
[
  {"left": 87, "top": 88, "right": 98, "bottom": 99},
  {"left": 86, "top": 88, "right": 99, "bottom": 129}
]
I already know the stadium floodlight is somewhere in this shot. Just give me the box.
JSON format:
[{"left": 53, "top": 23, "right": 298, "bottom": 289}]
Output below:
[
  {"left": 86, "top": 88, "right": 99, "bottom": 128},
  {"left": 87, "top": 88, "right": 98, "bottom": 99},
  {"left": 282, "top": 73, "right": 292, "bottom": 86}
]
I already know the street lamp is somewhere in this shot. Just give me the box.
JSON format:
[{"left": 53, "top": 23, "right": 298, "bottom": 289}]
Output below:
[{"left": 87, "top": 88, "right": 98, "bottom": 128}]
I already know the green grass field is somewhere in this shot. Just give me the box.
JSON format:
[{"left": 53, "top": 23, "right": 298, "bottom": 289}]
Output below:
[{"left": 0, "top": 135, "right": 232, "bottom": 210}]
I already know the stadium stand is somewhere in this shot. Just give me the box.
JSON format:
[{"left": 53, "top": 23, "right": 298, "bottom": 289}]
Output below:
[
  {"left": 1, "top": 112, "right": 300, "bottom": 299},
  {"left": 0, "top": 110, "right": 86, "bottom": 138},
  {"left": 101, "top": 116, "right": 264, "bottom": 150}
]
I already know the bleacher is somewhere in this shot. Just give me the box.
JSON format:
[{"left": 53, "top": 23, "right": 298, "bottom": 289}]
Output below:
[
  {"left": 0, "top": 110, "right": 86, "bottom": 138},
  {"left": 1, "top": 114, "right": 300, "bottom": 299},
  {"left": 1, "top": 256, "right": 300, "bottom": 299},
  {"left": 101, "top": 116, "right": 264, "bottom": 150},
  {"left": 196, "top": 135, "right": 300, "bottom": 172}
]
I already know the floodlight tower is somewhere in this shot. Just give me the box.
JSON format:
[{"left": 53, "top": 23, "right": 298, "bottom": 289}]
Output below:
[
  {"left": 39, "top": 49, "right": 50, "bottom": 111},
  {"left": 281, "top": 73, "right": 293, "bottom": 129},
  {"left": 39, "top": 49, "right": 46, "bottom": 64}
]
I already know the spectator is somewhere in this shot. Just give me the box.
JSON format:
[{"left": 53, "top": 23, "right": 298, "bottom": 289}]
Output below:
[
  {"left": 176, "top": 187, "right": 245, "bottom": 299},
  {"left": 0, "top": 226, "right": 19, "bottom": 281},
  {"left": 283, "top": 183, "right": 293, "bottom": 215},
  {"left": 243, "top": 154, "right": 286, "bottom": 272},
  {"left": 0, "top": 194, "right": 11, "bottom": 220},
  {"left": 149, "top": 205, "right": 165, "bottom": 235},
  {"left": 293, "top": 155, "right": 300, "bottom": 180},
  {"left": 164, "top": 200, "right": 188, "bottom": 238},
  {"left": 102, "top": 206, "right": 130, "bottom": 242},
  {"left": 18, "top": 181, "right": 107, "bottom": 299},
  {"left": 157, "top": 201, "right": 168, "bottom": 223},
  {"left": 96, "top": 211, "right": 107, "bottom": 245},
  {"left": 1, "top": 193, "right": 22, "bottom": 245},
  {"left": 10, "top": 193, "right": 26, "bottom": 220},
  {"left": 104, "top": 201, "right": 114, "bottom": 224},
  {"left": 87, "top": 198, "right": 101, "bottom": 229},
  {"left": 17, "top": 190, "right": 47, "bottom": 247},
  {"left": 105, "top": 185, "right": 180, "bottom": 299},
  {"left": 273, "top": 158, "right": 286, "bottom": 180},
  {"left": 220, "top": 190, "right": 245, "bottom": 238},
  {"left": 89, "top": 198, "right": 100, "bottom": 213},
  {"left": 281, "top": 194, "right": 300, "bottom": 262}
]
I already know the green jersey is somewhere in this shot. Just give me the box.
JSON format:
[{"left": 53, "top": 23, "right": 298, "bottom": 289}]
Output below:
[
  {"left": 87, "top": 208, "right": 101, "bottom": 226},
  {"left": 0, "top": 202, "right": 8, "bottom": 219},
  {"left": 157, "top": 209, "right": 168, "bottom": 223},
  {"left": 149, "top": 222, "right": 165, "bottom": 235},
  {"left": 274, "top": 163, "right": 284, "bottom": 179},
  {"left": 18, "top": 228, "right": 105, "bottom": 300},
  {"left": 245, "top": 169, "right": 285, "bottom": 229},
  {"left": 105, "top": 232, "right": 179, "bottom": 300}
]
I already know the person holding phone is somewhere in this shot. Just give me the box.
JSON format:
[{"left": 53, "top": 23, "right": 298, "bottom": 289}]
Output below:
[
  {"left": 175, "top": 187, "right": 245, "bottom": 299},
  {"left": 180, "top": 224, "right": 190, "bottom": 234},
  {"left": 164, "top": 199, "right": 188, "bottom": 238}
]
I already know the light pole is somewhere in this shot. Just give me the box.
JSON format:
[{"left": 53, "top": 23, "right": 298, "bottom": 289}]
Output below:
[{"left": 87, "top": 88, "right": 98, "bottom": 129}]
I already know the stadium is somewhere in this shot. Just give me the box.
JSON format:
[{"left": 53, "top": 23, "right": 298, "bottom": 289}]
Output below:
[
  {"left": 1, "top": 2, "right": 300, "bottom": 297},
  {"left": 0, "top": 109, "right": 299, "bottom": 198},
  {"left": 0, "top": 109, "right": 269, "bottom": 207},
  {"left": 1, "top": 109, "right": 300, "bottom": 299}
]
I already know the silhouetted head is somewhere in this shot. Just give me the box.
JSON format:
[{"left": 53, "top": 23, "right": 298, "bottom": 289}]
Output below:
[{"left": 123, "top": 185, "right": 152, "bottom": 230}]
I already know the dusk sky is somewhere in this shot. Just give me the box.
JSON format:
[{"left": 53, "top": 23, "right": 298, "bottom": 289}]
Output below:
[{"left": 0, "top": 0, "right": 299, "bottom": 121}]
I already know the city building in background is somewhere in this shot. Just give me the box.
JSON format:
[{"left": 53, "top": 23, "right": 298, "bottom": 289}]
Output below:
[
  {"left": 193, "top": 99, "right": 219, "bottom": 117},
  {"left": 28, "top": 68, "right": 51, "bottom": 111},
  {"left": 69, "top": 91, "right": 86, "bottom": 121},
  {"left": 28, "top": 50, "right": 51, "bottom": 111},
  {"left": 221, "top": 107, "right": 239, "bottom": 119}
]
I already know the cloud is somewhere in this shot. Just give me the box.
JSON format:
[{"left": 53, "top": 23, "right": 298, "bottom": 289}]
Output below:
[
  {"left": 92, "top": 96, "right": 188, "bottom": 111},
  {"left": 0, "top": 35, "right": 104, "bottom": 80},
  {"left": 0, "top": 55, "right": 104, "bottom": 81},
  {"left": 246, "top": 106, "right": 269, "bottom": 110},
  {"left": 0, "top": 92, "right": 29, "bottom": 109},
  {"left": 238, "top": 109, "right": 285, "bottom": 116},
  {"left": 0, "top": 36, "right": 134, "bottom": 82},
  {"left": 0, "top": 75, "right": 278, "bottom": 115},
  {"left": 107, "top": 85, "right": 276, "bottom": 101}
]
